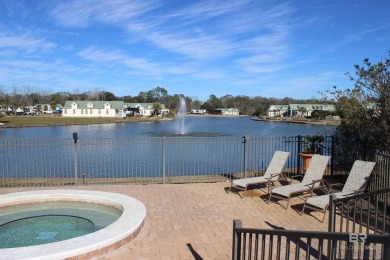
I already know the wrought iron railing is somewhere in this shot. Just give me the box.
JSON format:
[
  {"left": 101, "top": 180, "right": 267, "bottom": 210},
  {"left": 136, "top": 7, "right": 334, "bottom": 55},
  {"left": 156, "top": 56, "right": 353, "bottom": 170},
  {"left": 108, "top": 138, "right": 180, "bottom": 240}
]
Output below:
[
  {"left": 2, "top": 134, "right": 390, "bottom": 189},
  {"left": 232, "top": 185, "right": 390, "bottom": 259},
  {"left": 232, "top": 219, "right": 390, "bottom": 260},
  {"left": 329, "top": 188, "right": 390, "bottom": 234},
  {"left": 0, "top": 134, "right": 335, "bottom": 187}
]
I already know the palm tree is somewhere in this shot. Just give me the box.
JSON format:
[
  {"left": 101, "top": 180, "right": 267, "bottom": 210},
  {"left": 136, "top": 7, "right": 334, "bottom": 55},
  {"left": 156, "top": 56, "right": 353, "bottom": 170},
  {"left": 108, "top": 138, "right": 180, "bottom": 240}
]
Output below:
[
  {"left": 152, "top": 102, "right": 162, "bottom": 117},
  {"left": 298, "top": 106, "right": 307, "bottom": 117}
]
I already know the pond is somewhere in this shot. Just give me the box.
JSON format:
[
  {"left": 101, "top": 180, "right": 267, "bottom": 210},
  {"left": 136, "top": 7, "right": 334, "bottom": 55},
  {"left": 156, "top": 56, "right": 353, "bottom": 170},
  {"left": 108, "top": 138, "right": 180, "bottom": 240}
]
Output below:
[{"left": 0, "top": 116, "right": 334, "bottom": 139}]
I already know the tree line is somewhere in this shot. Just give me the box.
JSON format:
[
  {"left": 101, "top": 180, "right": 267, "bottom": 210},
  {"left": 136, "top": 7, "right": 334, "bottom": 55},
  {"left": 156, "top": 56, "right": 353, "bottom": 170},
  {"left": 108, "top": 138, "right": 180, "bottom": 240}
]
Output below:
[
  {"left": 0, "top": 85, "right": 319, "bottom": 116},
  {"left": 327, "top": 51, "right": 390, "bottom": 169}
]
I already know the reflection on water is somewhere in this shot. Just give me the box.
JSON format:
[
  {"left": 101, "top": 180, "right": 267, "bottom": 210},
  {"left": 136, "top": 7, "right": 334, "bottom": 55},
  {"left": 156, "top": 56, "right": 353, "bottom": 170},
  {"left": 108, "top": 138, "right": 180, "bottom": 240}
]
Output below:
[
  {"left": 146, "top": 131, "right": 227, "bottom": 137},
  {"left": 0, "top": 118, "right": 335, "bottom": 179},
  {"left": 0, "top": 117, "right": 333, "bottom": 139}
]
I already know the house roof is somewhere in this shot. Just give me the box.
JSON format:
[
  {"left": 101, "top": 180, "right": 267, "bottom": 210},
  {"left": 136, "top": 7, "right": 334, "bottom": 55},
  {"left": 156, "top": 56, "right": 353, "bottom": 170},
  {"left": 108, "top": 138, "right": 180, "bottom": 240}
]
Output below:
[
  {"left": 215, "top": 108, "right": 239, "bottom": 112},
  {"left": 267, "top": 105, "right": 289, "bottom": 111},
  {"left": 64, "top": 101, "right": 124, "bottom": 109},
  {"left": 124, "top": 103, "right": 166, "bottom": 109},
  {"left": 63, "top": 101, "right": 167, "bottom": 110},
  {"left": 269, "top": 104, "right": 335, "bottom": 112}
]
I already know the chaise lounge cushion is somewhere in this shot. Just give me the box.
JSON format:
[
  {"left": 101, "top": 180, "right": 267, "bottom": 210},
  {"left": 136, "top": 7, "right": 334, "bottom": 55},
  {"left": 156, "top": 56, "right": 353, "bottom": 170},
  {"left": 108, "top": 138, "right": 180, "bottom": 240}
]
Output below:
[
  {"left": 232, "top": 151, "right": 290, "bottom": 188},
  {"left": 305, "top": 160, "right": 376, "bottom": 210},
  {"left": 271, "top": 155, "right": 330, "bottom": 198}
]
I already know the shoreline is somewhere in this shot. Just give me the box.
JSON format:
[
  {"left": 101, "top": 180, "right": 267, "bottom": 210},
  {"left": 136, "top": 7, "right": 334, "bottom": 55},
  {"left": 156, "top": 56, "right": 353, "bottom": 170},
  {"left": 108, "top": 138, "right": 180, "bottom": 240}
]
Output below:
[
  {"left": 250, "top": 116, "right": 341, "bottom": 126},
  {"left": 0, "top": 114, "right": 339, "bottom": 128},
  {"left": 0, "top": 115, "right": 161, "bottom": 128},
  {"left": 0, "top": 114, "right": 247, "bottom": 128}
]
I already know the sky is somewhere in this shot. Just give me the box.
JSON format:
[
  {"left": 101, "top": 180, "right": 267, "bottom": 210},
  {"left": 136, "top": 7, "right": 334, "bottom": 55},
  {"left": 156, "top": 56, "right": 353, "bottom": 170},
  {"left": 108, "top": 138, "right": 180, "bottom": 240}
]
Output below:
[{"left": 0, "top": 0, "right": 389, "bottom": 102}]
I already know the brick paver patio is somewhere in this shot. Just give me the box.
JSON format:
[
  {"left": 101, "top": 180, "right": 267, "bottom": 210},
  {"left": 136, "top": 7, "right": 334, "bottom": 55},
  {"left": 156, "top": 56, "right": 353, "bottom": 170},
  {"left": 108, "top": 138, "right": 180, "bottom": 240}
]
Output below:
[{"left": 0, "top": 182, "right": 329, "bottom": 259}]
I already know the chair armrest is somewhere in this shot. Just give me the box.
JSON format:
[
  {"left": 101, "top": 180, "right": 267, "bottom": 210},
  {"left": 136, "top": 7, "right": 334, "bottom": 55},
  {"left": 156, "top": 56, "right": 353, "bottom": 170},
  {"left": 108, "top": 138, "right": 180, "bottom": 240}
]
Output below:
[
  {"left": 318, "top": 179, "right": 334, "bottom": 194},
  {"left": 265, "top": 173, "right": 283, "bottom": 181},
  {"left": 352, "top": 188, "right": 366, "bottom": 194},
  {"left": 306, "top": 179, "right": 322, "bottom": 186},
  {"left": 328, "top": 182, "right": 343, "bottom": 191},
  {"left": 278, "top": 173, "right": 289, "bottom": 182},
  {"left": 340, "top": 189, "right": 366, "bottom": 200},
  {"left": 305, "top": 179, "right": 323, "bottom": 196}
]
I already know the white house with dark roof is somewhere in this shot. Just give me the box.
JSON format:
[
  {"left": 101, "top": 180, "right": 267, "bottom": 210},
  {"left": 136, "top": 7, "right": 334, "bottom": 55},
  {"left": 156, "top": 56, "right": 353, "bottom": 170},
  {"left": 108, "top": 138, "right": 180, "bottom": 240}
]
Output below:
[
  {"left": 266, "top": 105, "right": 289, "bottom": 117},
  {"left": 62, "top": 101, "right": 124, "bottom": 117},
  {"left": 124, "top": 103, "right": 169, "bottom": 117},
  {"left": 62, "top": 101, "right": 169, "bottom": 118},
  {"left": 267, "top": 104, "right": 335, "bottom": 117},
  {"left": 214, "top": 108, "right": 239, "bottom": 115}
]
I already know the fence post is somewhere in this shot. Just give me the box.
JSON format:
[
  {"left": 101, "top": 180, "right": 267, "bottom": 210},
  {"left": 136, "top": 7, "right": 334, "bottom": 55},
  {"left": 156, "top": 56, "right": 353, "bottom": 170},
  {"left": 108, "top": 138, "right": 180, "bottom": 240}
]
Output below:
[
  {"left": 297, "top": 135, "right": 302, "bottom": 175},
  {"left": 330, "top": 135, "right": 335, "bottom": 176},
  {"left": 327, "top": 194, "right": 336, "bottom": 259},
  {"left": 242, "top": 135, "right": 249, "bottom": 178},
  {"left": 162, "top": 136, "right": 166, "bottom": 184},
  {"left": 232, "top": 219, "right": 242, "bottom": 260},
  {"left": 328, "top": 194, "right": 336, "bottom": 232},
  {"left": 384, "top": 241, "right": 390, "bottom": 260},
  {"left": 73, "top": 133, "right": 78, "bottom": 186}
]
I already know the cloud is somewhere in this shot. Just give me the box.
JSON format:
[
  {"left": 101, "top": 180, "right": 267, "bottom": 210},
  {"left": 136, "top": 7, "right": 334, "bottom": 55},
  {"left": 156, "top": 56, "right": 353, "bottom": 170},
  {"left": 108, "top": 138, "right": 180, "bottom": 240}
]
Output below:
[
  {"left": 167, "top": 0, "right": 253, "bottom": 21},
  {"left": 145, "top": 31, "right": 235, "bottom": 60},
  {"left": 0, "top": 32, "right": 56, "bottom": 53},
  {"left": 78, "top": 47, "right": 158, "bottom": 72},
  {"left": 49, "top": 0, "right": 159, "bottom": 27},
  {"left": 78, "top": 46, "right": 197, "bottom": 76}
]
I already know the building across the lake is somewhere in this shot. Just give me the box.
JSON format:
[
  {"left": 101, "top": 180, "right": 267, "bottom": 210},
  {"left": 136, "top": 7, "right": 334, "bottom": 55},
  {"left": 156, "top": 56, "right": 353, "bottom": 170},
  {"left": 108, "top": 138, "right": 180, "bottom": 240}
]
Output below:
[
  {"left": 62, "top": 101, "right": 169, "bottom": 118},
  {"left": 36, "top": 104, "right": 63, "bottom": 113},
  {"left": 267, "top": 104, "right": 335, "bottom": 117},
  {"left": 214, "top": 108, "right": 239, "bottom": 115}
]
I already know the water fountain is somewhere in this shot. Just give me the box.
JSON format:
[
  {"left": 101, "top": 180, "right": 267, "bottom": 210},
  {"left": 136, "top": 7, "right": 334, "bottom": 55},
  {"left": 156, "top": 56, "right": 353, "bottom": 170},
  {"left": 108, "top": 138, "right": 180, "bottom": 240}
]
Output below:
[{"left": 177, "top": 97, "right": 187, "bottom": 134}]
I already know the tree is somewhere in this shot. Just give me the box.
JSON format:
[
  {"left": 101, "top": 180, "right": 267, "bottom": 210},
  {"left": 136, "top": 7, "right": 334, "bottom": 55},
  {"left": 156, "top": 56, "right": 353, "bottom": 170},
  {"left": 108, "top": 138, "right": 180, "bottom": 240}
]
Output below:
[
  {"left": 72, "top": 87, "right": 81, "bottom": 101},
  {"left": 50, "top": 100, "right": 57, "bottom": 111},
  {"left": 206, "top": 94, "right": 223, "bottom": 112},
  {"left": 328, "top": 51, "right": 390, "bottom": 168},
  {"left": 298, "top": 106, "right": 307, "bottom": 117},
  {"left": 152, "top": 102, "right": 162, "bottom": 117},
  {"left": 100, "top": 91, "right": 117, "bottom": 101}
]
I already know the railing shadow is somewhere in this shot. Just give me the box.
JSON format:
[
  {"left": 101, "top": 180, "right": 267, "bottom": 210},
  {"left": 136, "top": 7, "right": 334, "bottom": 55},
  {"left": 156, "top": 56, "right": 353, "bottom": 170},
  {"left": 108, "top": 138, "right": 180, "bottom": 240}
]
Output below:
[
  {"left": 265, "top": 221, "right": 328, "bottom": 259},
  {"left": 186, "top": 243, "right": 203, "bottom": 260}
]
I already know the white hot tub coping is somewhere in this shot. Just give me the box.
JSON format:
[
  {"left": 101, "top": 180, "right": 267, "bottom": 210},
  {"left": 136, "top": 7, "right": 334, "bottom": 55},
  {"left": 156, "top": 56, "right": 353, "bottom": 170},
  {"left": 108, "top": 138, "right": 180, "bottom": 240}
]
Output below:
[{"left": 0, "top": 189, "right": 146, "bottom": 260}]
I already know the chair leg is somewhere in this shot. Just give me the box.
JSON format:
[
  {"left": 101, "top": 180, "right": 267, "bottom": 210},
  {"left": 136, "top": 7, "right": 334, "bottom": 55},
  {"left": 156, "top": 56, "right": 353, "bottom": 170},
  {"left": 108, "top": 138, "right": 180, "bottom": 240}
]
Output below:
[
  {"left": 321, "top": 205, "right": 329, "bottom": 223},
  {"left": 227, "top": 183, "right": 233, "bottom": 194},
  {"left": 286, "top": 195, "right": 292, "bottom": 209},
  {"left": 268, "top": 193, "right": 272, "bottom": 204},
  {"left": 266, "top": 181, "right": 273, "bottom": 194},
  {"left": 301, "top": 201, "right": 307, "bottom": 215},
  {"left": 240, "top": 187, "right": 248, "bottom": 198}
]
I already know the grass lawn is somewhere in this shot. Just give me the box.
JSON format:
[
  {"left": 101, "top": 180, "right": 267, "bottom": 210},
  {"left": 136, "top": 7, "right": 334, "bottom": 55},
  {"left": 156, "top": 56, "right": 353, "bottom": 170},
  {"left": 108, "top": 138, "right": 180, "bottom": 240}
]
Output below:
[{"left": 0, "top": 115, "right": 159, "bottom": 128}]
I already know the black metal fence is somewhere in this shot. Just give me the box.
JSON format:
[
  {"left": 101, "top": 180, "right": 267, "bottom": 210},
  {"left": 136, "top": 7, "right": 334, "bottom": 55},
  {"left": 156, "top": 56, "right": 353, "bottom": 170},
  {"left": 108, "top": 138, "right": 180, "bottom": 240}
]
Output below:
[
  {"left": 2, "top": 134, "right": 390, "bottom": 190},
  {"left": 232, "top": 219, "right": 390, "bottom": 260},
  {"left": 329, "top": 188, "right": 390, "bottom": 234},
  {"left": 369, "top": 148, "right": 390, "bottom": 193},
  {"left": 0, "top": 134, "right": 334, "bottom": 187},
  {"left": 232, "top": 188, "right": 390, "bottom": 259}
]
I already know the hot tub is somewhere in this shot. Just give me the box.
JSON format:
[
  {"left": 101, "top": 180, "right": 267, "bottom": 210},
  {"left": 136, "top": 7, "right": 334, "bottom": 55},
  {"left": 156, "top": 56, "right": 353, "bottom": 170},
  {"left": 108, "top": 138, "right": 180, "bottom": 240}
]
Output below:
[{"left": 0, "top": 190, "right": 146, "bottom": 259}]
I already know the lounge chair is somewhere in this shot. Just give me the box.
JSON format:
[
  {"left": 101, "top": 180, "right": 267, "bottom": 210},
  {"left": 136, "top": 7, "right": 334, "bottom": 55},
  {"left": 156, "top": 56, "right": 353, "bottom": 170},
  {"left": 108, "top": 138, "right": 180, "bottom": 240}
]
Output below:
[
  {"left": 228, "top": 151, "right": 290, "bottom": 197},
  {"left": 268, "top": 154, "right": 331, "bottom": 209},
  {"left": 302, "top": 160, "right": 376, "bottom": 222}
]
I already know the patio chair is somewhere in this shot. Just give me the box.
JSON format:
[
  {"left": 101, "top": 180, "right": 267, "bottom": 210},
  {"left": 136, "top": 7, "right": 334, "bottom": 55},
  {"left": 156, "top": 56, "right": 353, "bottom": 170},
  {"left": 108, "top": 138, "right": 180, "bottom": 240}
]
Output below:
[
  {"left": 301, "top": 160, "right": 376, "bottom": 222},
  {"left": 268, "top": 154, "right": 331, "bottom": 209},
  {"left": 228, "top": 151, "right": 290, "bottom": 198}
]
